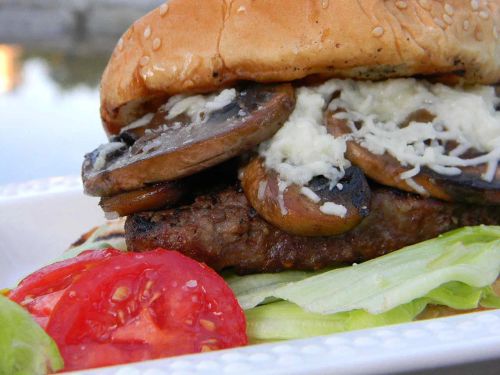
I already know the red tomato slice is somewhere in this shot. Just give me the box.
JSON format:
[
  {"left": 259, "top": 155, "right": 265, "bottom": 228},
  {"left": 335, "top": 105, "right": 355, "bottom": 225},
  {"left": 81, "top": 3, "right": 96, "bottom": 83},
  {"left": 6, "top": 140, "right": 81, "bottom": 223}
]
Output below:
[
  {"left": 9, "top": 249, "right": 121, "bottom": 328},
  {"left": 46, "top": 249, "right": 247, "bottom": 371}
]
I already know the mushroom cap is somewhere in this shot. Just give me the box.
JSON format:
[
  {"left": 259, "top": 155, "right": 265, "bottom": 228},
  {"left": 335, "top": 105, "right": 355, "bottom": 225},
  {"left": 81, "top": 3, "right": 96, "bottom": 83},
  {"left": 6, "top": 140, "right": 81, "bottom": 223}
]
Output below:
[
  {"left": 101, "top": 0, "right": 500, "bottom": 135},
  {"left": 240, "top": 157, "right": 371, "bottom": 236},
  {"left": 84, "top": 84, "right": 295, "bottom": 196}
]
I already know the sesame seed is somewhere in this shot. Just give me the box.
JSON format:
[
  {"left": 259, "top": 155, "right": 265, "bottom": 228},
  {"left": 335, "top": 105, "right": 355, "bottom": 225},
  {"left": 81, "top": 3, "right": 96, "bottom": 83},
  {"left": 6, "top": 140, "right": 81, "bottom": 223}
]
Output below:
[
  {"left": 320, "top": 0, "right": 329, "bottom": 9},
  {"left": 444, "top": 4, "right": 454, "bottom": 15},
  {"left": 139, "top": 55, "right": 150, "bottom": 66},
  {"left": 141, "top": 67, "right": 154, "bottom": 78},
  {"left": 418, "top": 0, "right": 430, "bottom": 10},
  {"left": 125, "top": 27, "right": 134, "bottom": 40},
  {"left": 237, "top": 5, "right": 246, "bottom": 13},
  {"left": 479, "top": 10, "right": 489, "bottom": 19},
  {"left": 144, "top": 26, "right": 152, "bottom": 39},
  {"left": 396, "top": 1, "right": 408, "bottom": 9},
  {"left": 372, "top": 26, "right": 384, "bottom": 37},
  {"left": 463, "top": 19, "right": 471, "bottom": 31},
  {"left": 117, "top": 38, "right": 124, "bottom": 51},
  {"left": 159, "top": 3, "right": 169, "bottom": 16},
  {"left": 434, "top": 17, "right": 446, "bottom": 29},
  {"left": 470, "top": 0, "right": 479, "bottom": 11},
  {"left": 152, "top": 37, "right": 162, "bottom": 50},
  {"left": 494, "top": 26, "right": 499, "bottom": 39},
  {"left": 443, "top": 14, "right": 453, "bottom": 25}
]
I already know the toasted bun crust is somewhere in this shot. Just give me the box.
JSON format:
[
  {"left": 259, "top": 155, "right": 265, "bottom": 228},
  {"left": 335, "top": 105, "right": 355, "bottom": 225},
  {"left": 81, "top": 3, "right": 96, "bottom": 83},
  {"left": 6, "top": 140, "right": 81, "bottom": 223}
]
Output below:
[{"left": 101, "top": 0, "right": 500, "bottom": 135}]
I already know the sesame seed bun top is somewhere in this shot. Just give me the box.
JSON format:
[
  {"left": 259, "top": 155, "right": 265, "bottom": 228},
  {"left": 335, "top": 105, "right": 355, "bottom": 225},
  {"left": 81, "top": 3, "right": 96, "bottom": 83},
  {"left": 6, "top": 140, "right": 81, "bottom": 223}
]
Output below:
[{"left": 100, "top": 0, "right": 500, "bottom": 135}]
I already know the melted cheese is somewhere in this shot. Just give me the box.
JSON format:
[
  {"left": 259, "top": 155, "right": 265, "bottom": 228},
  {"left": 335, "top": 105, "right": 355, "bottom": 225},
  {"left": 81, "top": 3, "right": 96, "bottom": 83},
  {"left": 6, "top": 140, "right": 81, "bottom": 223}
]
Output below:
[
  {"left": 260, "top": 86, "right": 350, "bottom": 187},
  {"left": 165, "top": 89, "right": 236, "bottom": 123},
  {"left": 320, "top": 202, "right": 347, "bottom": 218},
  {"left": 257, "top": 180, "right": 267, "bottom": 201},
  {"left": 300, "top": 186, "right": 321, "bottom": 203},
  {"left": 261, "top": 78, "right": 500, "bottom": 201},
  {"left": 259, "top": 85, "right": 351, "bottom": 216},
  {"left": 120, "top": 113, "right": 154, "bottom": 132},
  {"left": 328, "top": 79, "right": 500, "bottom": 182},
  {"left": 93, "top": 142, "right": 126, "bottom": 170},
  {"left": 107, "top": 78, "right": 499, "bottom": 219}
]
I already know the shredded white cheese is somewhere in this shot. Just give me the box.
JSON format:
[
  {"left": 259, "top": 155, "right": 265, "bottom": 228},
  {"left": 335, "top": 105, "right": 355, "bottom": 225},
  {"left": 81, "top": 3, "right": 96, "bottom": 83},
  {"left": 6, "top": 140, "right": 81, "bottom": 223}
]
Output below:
[
  {"left": 259, "top": 84, "right": 351, "bottom": 216},
  {"left": 120, "top": 113, "right": 154, "bottom": 133},
  {"left": 260, "top": 78, "right": 499, "bottom": 208},
  {"left": 300, "top": 186, "right": 321, "bottom": 203},
  {"left": 205, "top": 89, "right": 237, "bottom": 111},
  {"left": 165, "top": 95, "right": 206, "bottom": 120},
  {"left": 260, "top": 85, "right": 350, "bottom": 187},
  {"left": 320, "top": 202, "right": 348, "bottom": 217},
  {"left": 258, "top": 180, "right": 268, "bottom": 201},
  {"left": 109, "top": 78, "right": 498, "bottom": 217},
  {"left": 405, "top": 178, "right": 428, "bottom": 196},
  {"left": 277, "top": 179, "right": 289, "bottom": 215},
  {"left": 93, "top": 142, "right": 126, "bottom": 170},
  {"left": 484, "top": 160, "right": 499, "bottom": 181},
  {"left": 165, "top": 89, "right": 236, "bottom": 123},
  {"left": 328, "top": 78, "right": 500, "bottom": 182}
]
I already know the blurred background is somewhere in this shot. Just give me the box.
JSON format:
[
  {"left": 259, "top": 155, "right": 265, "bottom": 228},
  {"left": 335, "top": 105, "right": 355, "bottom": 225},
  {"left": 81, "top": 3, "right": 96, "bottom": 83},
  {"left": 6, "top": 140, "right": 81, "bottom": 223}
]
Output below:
[{"left": 0, "top": 0, "right": 163, "bottom": 186}]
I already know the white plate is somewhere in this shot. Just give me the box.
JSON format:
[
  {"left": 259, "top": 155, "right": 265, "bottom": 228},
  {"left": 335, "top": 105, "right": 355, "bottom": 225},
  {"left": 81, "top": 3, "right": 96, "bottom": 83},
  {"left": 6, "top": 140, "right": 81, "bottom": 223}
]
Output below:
[{"left": 2, "top": 177, "right": 500, "bottom": 375}]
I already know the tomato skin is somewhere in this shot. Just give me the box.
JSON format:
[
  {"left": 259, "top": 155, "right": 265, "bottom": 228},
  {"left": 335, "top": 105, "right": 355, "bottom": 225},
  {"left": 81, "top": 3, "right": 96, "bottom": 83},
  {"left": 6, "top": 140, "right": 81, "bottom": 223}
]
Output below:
[
  {"left": 9, "top": 249, "right": 121, "bottom": 328},
  {"left": 45, "top": 249, "right": 247, "bottom": 371}
]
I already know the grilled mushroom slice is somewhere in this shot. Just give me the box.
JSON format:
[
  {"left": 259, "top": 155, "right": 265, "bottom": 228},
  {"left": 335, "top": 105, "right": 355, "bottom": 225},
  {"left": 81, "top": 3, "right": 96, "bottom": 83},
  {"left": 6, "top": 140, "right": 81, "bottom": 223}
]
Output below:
[
  {"left": 326, "top": 111, "right": 500, "bottom": 205},
  {"left": 240, "top": 157, "right": 370, "bottom": 236},
  {"left": 83, "top": 84, "right": 296, "bottom": 197},
  {"left": 99, "top": 158, "right": 241, "bottom": 217},
  {"left": 99, "top": 181, "right": 186, "bottom": 218}
]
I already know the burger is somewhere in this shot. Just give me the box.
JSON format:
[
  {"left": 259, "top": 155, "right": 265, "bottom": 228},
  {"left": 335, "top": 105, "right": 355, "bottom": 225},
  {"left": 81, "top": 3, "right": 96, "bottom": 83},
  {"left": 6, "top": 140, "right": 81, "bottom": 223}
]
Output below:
[
  {"left": 80, "top": 0, "right": 500, "bottom": 338},
  {"left": 6, "top": 3, "right": 500, "bottom": 374},
  {"left": 82, "top": 0, "right": 499, "bottom": 269}
]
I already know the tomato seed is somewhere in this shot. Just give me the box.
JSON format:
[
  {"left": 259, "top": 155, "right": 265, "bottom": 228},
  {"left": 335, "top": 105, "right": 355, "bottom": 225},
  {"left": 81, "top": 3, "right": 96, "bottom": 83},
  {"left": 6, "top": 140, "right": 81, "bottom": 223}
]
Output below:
[
  {"left": 112, "top": 286, "right": 130, "bottom": 301},
  {"left": 200, "top": 319, "right": 216, "bottom": 331}
]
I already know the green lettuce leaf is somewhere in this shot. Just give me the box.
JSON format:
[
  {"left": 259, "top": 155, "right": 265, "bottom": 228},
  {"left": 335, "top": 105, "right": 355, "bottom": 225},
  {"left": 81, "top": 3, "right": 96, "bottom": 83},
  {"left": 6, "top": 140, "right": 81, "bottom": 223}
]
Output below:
[
  {"left": 245, "top": 281, "right": 498, "bottom": 342},
  {"left": 227, "top": 226, "right": 500, "bottom": 314},
  {"left": 224, "top": 270, "right": 314, "bottom": 308},
  {"left": 479, "top": 286, "right": 500, "bottom": 308},
  {"left": 246, "top": 300, "right": 427, "bottom": 342},
  {"left": 0, "top": 295, "right": 63, "bottom": 375}
]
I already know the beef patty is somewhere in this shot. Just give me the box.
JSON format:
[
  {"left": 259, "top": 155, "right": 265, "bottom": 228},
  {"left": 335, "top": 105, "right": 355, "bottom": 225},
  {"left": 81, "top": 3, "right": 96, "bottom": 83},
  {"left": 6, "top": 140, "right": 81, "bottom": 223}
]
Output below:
[{"left": 125, "top": 185, "right": 500, "bottom": 274}]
